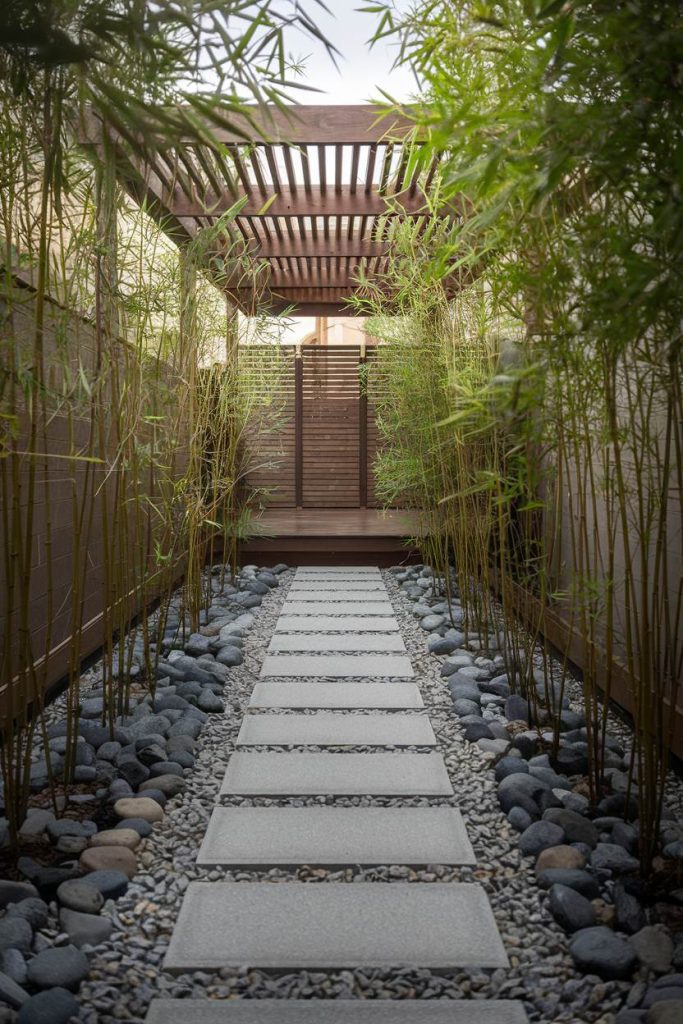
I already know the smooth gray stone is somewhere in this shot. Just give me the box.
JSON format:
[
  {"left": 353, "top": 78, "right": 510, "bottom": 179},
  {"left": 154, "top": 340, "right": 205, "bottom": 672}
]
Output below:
[
  {"left": 145, "top": 999, "right": 530, "bottom": 1022},
  {"left": 283, "top": 602, "right": 394, "bottom": 616},
  {"left": 289, "top": 580, "right": 386, "bottom": 591},
  {"left": 287, "top": 591, "right": 390, "bottom": 602},
  {"left": 249, "top": 682, "right": 424, "bottom": 709},
  {"left": 220, "top": 752, "right": 454, "bottom": 796},
  {"left": 277, "top": 616, "right": 399, "bottom": 632},
  {"left": 197, "top": 807, "right": 475, "bottom": 868},
  {"left": 269, "top": 634, "right": 406, "bottom": 653},
  {"left": 236, "top": 712, "right": 437, "bottom": 747},
  {"left": 260, "top": 655, "right": 414, "bottom": 679},
  {"left": 164, "top": 882, "right": 508, "bottom": 970}
]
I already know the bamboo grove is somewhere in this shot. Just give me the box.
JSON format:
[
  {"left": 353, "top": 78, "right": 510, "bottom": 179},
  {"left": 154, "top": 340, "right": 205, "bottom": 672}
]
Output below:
[
  {"left": 360, "top": 0, "right": 682, "bottom": 872},
  {"left": 0, "top": 0, "right": 330, "bottom": 846}
]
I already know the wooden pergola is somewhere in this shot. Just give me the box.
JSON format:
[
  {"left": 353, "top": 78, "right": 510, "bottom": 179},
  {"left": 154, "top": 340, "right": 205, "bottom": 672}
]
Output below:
[{"left": 82, "top": 104, "right": 449, "bottom": 316}]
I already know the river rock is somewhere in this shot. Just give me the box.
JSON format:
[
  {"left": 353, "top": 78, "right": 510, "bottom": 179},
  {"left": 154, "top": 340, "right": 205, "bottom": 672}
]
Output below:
[
  {"left": 90, "top": 828, "right": 141, "bottom": 850},
  {"left": 508, "top": 807, "right": 533, "bottom": 833},
  {"left": 505, "top": 695, "right": 531, "bottom": 723},
  {"left": 80, "top": 845, "right": 137, "bottom": 878},
  {"left": 629, "top": 926, "right": 674, "bottom": 973},
  {"left": 115, "top": 818, "right": 153, "bottom": 838},
  {"left": 495, "top": 756, "right": 529, "bottom": 782},
  {"left": 0, "top": 969, "right": 29, "bottom": 1008},
  {"left": 113, "top": 797, "right": 164, "bottom": 823},
  {"left": 535, "top": 869, "right": 601, "bottom": 899},
  {"left": 648, "top": 1002, "right": 683, "bottom": 1024},
  {"left": 0, "top": 882, "right": 38, "bottom": 909},
  {"left": 57, "top": 879, "right": 104, "bottom": 914},
  {"left": 614, "top": 882, "right": 647, "bottom": 934},
  {"left": 453, "top": 699, "right": 481, "bottom": 718},
  {"left": 463, "top": 721, "right": 493, "bottom": 742},
  {"left": 0, "top": 918, "right": 32, "bottom": 954},
  {"left": 554, "top": 746, "right": 589, "bottom": 776},
  {"left": 116, "top": 755, "right": 150, "bottom": 788},
  {"left": 197, "top": 690, "right": 224, "bottom": 713},
  {"left": 519, "top": 820, "right": 566, "bottom": 857},
  {"left": 139, "top": 774, "right": 186, "bottom": 798},
  {"left": 125, "top": 714, "right": 172, "bottom": 740},
  {"left": 591, "top": 842, "right": 640, "bottom": 874},
  {"left": 46, "top": 819, "right": 96, "bottom": 841},
  {"left": 544, "top": 808, "right": 599, "bottom": 847},
  {"left": 536, "top": 844, "right": 587, "bottom": 873},
  {"left": 7, "top": 897, "right": 48, "bottom": 930},
  {"left": 0, "top": 948, "right": 26, "bottom": 985},
  {"left": 26, "top": 945, "right": 89, "bottom": 990},
  {"left": 548, "top": 883, "right": 596, "bottom": 932},
  {"left": 17, "top": 988, "right": 80, "bottom": 1024},
  {"left": 427, "top": 636, "right": 458, "bottom": 655},
  {"left": 81, "top": 870, "right": 128, "bottom": 901},
  {"left": 59, "top": 908, "right": 113, "bottom": 948},
  {"left": 216, "top": 646, "right": 243, "bottom": 667},
  {"left": 497, "top": 772, "right": 548, "bottom": 816},
  {"left": 570, "top": 926, "right": 638, "bottom": 980}
]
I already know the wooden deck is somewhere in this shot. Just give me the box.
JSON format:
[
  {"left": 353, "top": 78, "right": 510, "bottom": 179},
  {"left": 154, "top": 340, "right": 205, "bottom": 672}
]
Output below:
[{"left": 242, "top": 508, "right": 422, "bottom": 566}]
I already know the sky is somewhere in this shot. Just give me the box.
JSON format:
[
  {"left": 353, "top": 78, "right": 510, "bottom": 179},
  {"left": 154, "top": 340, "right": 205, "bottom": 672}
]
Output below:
[{"left": 283, "top": 1, "right": 418, "bottom": 104}]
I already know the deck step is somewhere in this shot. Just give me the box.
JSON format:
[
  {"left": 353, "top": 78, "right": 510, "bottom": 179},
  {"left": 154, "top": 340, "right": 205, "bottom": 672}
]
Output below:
[
  {"left": 260, "top": 654, "right": 413, "bottom": 678},
  {"left": 146, "top": 1000, "right": 529, "bottom": 1023},
  {"left": 250, "top": 682, "right": 423, "bottom": 709},
  {"left": 277, "top": 616, "right": 399, "bottom": 632},
  {"left": 196, "top": 807, "right": 475, "bottom": 868},
  {"left": 163, "top": 882, "right": 509, "bottom": 971},
  {"left": 220, "top": 752, "right": 454, "bottom": 796},
  {"left": 269, "top": 633, "right": 406, "bottom": 653},
  {"left": 236, "top": 712, "right": 436, "bottom": 747}
]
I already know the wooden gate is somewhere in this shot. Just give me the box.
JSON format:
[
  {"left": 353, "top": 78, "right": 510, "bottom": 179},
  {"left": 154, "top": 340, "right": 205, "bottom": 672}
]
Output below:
[{"left": 241, "top": 344, "right": 382, "bottom": 509}]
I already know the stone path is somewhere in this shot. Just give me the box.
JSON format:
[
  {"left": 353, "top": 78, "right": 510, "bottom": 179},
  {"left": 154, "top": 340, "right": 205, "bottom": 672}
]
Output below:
[{"left": 146, "top": 567, "right": 529, "bottom": 1021}]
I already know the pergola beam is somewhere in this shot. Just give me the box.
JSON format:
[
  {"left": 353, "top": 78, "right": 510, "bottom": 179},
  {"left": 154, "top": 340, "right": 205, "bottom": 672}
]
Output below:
[
  {"left": 169, "top": 186, "right": 440, "bottom": 219},
  {"left": 77, "top": 104, "right": 463, "bottom": 314},
  {"left": 243, "top": 237, "right": 388, "bottom": 259},
  {"left": 79, "top": 105, "right": 418, "bottom": 148}
]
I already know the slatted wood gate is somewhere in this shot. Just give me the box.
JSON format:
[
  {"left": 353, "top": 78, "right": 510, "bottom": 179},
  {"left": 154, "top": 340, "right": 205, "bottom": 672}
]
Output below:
[{"left": 241, "top": 344, "right": 382, "bottom": 509}]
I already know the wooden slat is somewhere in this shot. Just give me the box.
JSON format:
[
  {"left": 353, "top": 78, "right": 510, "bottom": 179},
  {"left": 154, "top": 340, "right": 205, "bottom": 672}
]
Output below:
[{"left": 166, "top": 185, "right": 440, "bottom": 217}]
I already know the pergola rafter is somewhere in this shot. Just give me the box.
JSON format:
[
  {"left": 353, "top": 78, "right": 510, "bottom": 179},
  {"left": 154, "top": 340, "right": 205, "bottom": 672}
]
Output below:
[{"left": 80, "top": 104, "right": 457, "bottom": 316}]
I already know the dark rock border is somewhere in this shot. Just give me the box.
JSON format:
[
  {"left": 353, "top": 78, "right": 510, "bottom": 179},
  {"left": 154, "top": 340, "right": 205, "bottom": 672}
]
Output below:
[
  {"left": 392, "top": 562, "right": 683, "bottom": 1023},
  {"left": 0, "top": 563, "right": 287, "bottom": 1023}
]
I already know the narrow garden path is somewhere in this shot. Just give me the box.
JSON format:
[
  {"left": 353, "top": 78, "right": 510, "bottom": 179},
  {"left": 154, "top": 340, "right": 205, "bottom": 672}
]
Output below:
[{"left": 145, "top": 566, "right": 528, "bottom": 1023}]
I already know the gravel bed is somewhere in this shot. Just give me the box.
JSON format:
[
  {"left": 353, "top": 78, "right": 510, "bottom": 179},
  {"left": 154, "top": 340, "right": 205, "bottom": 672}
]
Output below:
[
  {"left": 74, "top": 565, "right": 612, "bottom": 1023},
  {"left": 5, "top": 561, "right": 681, "bottom": 1023}
]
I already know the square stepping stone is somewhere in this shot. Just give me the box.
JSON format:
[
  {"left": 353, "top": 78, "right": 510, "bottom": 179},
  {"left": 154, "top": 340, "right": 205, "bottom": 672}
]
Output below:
[
  {"left": 220, "top": 752, "right": 454, "bottom": 796},
  {"left": 236, "top": 712, "right": 436, "bottom": 747},
  {"left": 277, "top": 616, "right": 399, "bottom": 633},
  {"left": 285, "top": 591, "right": 390, "bottom": 602},
  {"left": 269, "top": 634, "right": 406, "bottom": 653},
  {"left": 196, "top": 807, "right": 475, "bottom": 868},
  {"left": 146, "top": 1000, "right": 529, "bottom": 1023},
  {"left": 296, "top": 566, "right": 380, "bottom": 574},
  {"left": 260, "top": 655, "right": 413, "bottom": 678},
  {"left": 291, "top": 576, "right": 386, "bottom": 584},
  {"left": 283, "top": 602, "right": 394, "bottom": 616},
  {"left": 289, "top": 580, "right": 386, "bottom": 591},
  {"left": 164, "top": 882, "right": 509, "bottom": 970},
  {"left": 249, "top": 682, "right": 424, "bottom": 709}
]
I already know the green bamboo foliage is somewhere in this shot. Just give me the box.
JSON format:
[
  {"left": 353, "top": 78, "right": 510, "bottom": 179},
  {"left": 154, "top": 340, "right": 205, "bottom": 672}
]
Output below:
[
  {"left": 366, "top": 0, "right": 682, "bottom": 871},
  {"left": 0, "top": 0, "right": 331, "bottom": 847}
]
